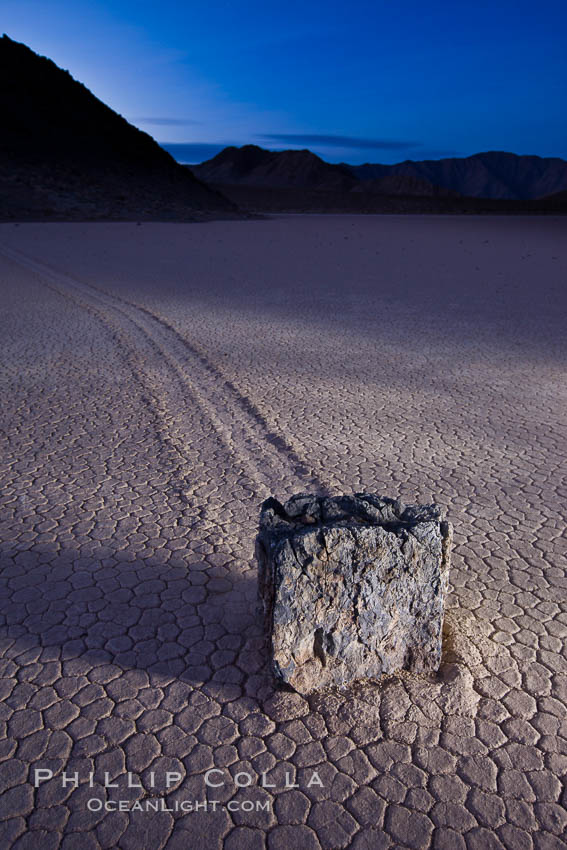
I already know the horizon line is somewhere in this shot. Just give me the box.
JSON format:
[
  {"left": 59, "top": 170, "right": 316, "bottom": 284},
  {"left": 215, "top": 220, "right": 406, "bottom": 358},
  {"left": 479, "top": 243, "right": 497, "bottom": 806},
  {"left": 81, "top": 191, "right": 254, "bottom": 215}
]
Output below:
[{"left": 159, "top": 142, "right": 567, "bottom": 166}]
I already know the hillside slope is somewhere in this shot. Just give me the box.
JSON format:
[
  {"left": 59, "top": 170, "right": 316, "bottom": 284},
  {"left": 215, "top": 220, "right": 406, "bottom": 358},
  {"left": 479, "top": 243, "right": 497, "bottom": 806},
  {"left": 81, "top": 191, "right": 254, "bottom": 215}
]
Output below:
[{"left": 0, "top": 35, "right": 238, "bottom": 220}]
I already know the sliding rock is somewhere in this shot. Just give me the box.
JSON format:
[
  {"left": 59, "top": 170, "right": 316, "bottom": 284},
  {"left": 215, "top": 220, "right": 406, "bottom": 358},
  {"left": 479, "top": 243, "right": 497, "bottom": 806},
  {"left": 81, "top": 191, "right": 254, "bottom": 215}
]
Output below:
[{"left": 256, "top": 493, "right": 452, "bottom": 694}]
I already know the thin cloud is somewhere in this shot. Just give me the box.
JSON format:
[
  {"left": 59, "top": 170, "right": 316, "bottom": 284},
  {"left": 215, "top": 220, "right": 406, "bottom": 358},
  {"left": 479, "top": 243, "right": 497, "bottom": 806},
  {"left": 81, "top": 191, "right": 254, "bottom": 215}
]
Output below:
[
  {"left": 132, "top": 117, "right": 202, "bottom": 126},
  {"left": 257, "top": 133, "right": 421, "bottom": 150}
]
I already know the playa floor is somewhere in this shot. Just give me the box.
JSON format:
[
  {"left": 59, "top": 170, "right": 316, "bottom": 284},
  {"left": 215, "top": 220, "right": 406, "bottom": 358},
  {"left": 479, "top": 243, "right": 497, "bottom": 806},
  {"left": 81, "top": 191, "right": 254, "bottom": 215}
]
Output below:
[{"left": 1, "top": 215, "right": 566, "bottom": 849}]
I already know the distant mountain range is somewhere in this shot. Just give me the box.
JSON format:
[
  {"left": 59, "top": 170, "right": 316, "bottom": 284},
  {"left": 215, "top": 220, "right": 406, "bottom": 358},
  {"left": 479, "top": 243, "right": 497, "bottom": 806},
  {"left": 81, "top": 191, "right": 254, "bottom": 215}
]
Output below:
[
  {"left": 1, "top": 35, "right": 565, "bottom": 221},
  {"left": 0, "top": 35, "right": 236, "bottom": 221},
  {"left": 348, "top": 151, "right": 567, "bottom": 200},
  {"left": 191, "top": 145, "right": 567, "bottom": 203},
  {"left": 190, "top": 146, "right": 456, "bottom": 197},
  {"left": 193, "top": 146, "right": 355, "bottom": 192}
]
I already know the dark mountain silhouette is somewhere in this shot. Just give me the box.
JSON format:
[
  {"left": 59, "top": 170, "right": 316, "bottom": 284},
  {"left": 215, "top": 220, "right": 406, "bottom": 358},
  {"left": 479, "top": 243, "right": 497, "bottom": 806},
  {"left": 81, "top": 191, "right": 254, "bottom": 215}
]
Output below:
[
  {"left": 193, "top": 146, "right": 567, "bottom": 201},
  {"left": 347, "top": 151, "right": 567, "bottom": 200},
  {"left": 190, "top": 145, "right": 567, "bottom": 213},
  {"left": 0, "top": 34, "right": 238, "bottom": 220},
  {"left": 190, "top": 145, "right": 464, "bottom": 211},
  {"left": 193, "top": 145, "right": 356, "bottom": 190}
]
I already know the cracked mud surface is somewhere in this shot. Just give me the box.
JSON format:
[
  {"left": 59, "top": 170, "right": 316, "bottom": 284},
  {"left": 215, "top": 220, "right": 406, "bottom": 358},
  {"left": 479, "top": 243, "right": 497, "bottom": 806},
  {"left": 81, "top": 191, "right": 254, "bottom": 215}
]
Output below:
[{"left": 0, "top": 215, "right": 566, "bottom": 849}]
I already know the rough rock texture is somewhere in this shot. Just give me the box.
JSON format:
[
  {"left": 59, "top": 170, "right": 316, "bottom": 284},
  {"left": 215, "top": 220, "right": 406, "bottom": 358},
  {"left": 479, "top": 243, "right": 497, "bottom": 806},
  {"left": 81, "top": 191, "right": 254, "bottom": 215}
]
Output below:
[{"left": 256, "top": 494, "right": 452, "bottom": 694}]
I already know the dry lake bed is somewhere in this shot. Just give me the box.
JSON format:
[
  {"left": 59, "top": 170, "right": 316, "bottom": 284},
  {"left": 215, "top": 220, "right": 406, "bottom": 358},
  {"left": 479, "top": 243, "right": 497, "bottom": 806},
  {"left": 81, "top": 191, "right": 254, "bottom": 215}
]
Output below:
[{"left": 0, "top": 214, "right": 566, "bottom": 849}]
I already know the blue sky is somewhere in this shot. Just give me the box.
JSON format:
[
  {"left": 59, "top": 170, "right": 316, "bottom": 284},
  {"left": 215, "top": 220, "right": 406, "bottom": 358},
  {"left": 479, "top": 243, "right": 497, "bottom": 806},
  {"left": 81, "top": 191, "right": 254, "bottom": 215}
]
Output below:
[{"left": 3, "top": 0, "right": 566, "bottom": 164}]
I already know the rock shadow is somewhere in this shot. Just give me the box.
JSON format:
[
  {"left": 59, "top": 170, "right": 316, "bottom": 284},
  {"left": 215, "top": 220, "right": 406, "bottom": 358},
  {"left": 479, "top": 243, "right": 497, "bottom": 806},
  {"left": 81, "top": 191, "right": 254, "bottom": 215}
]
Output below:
[{"left": 0, "top": 533, "right": 276, "bottom": 706}]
